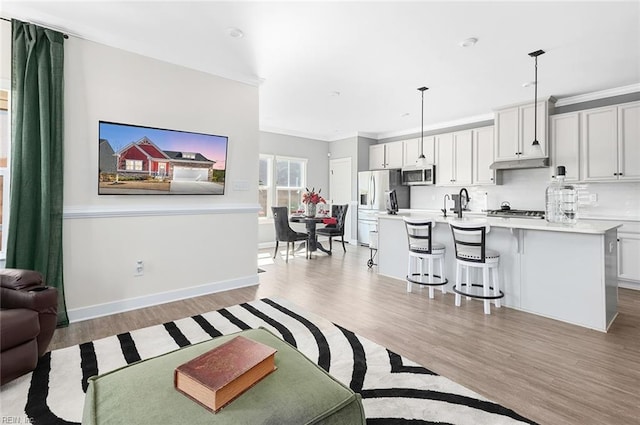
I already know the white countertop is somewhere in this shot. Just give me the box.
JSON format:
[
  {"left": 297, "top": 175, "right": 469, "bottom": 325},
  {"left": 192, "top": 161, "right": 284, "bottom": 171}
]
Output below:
[{"left": 377, "top": 209, "right": 621, "bottom": 235}]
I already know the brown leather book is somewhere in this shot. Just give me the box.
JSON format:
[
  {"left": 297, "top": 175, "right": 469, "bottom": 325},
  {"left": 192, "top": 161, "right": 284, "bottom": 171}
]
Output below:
[{"left": 174, "top": 336, "right": 277, "bottom": 412}]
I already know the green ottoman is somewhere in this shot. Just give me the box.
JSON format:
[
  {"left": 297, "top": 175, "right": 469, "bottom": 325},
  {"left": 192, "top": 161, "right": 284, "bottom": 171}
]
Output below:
[{"left": 82, "top": 328, "right": 365, "bottom": 425}]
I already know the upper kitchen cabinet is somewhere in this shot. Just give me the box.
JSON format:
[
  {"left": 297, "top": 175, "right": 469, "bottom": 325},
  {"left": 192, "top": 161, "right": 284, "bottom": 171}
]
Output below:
[
  {"left": 403, "top": 136, "right": 435, "bottom": 167},
  {"left": 472, "top": 126, "right": 496, "bottom": 185},
  {"left": 581, "top": 101, "right": 640, "bottom": 181},
  {"left": 550, "top": 112, "right": 581, "bottom": 182},
  {"left": 618, "top": 102, "right": 640, "bottom": 180},
  {"left": 369, "top": 144, "right": 385, "bottom": 170},
  {"left": 494, "top": 98, "right": 556, "bottom": 162},
  {"left": 436, "top": 130, "right": 472, "bottom": 186},
  {"left": 369, "top": 141, "right": 403, "bottom": 170}
]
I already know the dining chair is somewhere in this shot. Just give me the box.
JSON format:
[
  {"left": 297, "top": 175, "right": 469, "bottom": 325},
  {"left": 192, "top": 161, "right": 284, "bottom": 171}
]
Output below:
[
  {"left": 316, "top": 204, "right": 349, "bottom": 253},
  {"left": 271, "top": 206, "right": 308, "bottom": 262}
]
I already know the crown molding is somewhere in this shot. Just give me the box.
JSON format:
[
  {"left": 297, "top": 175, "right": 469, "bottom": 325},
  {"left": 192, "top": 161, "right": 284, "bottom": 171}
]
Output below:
[
  {"left": 260, "top": 125, "right": 335, "bottom": 142},
  {"left": 375, "top": 113, "right": 495, "bottom": 140},
  {"left": 555, "top": 83, "right": 640, "bottom": 107}
]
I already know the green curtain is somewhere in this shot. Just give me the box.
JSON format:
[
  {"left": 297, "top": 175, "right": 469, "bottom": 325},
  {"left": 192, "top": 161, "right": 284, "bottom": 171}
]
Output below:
[{"left": 7, "top": 19, "right": 68, "bottom": 326}]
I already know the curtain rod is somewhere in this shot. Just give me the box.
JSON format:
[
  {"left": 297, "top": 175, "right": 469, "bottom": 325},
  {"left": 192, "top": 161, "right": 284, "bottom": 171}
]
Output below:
[{"left": 1, "top": 16, "right": 70, "bottom": 38}]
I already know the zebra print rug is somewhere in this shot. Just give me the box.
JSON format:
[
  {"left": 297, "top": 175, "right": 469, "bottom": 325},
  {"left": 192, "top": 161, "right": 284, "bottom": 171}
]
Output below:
[{"left": 0, "top": 298, "right": 535, "bottom": 424}]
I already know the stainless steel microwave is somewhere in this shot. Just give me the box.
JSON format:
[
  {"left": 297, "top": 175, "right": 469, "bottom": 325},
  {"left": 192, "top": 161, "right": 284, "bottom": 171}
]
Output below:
[{"left": 401, "top": 165, "right": 435, "bottom": 185}]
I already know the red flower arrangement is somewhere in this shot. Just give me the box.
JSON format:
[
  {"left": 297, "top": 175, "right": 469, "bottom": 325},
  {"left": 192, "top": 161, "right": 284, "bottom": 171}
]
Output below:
[{"left": 302, "top": 187, "right": 325, "bottom": 204}]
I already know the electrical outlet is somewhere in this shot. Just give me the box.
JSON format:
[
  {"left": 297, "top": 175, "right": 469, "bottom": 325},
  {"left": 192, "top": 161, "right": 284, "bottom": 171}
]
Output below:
[
  {"left": 135, "top": 260, "right": 144, "bottom": 276},
  {"left": 589, "top": 193, "right": 598, "bottom": 203}
]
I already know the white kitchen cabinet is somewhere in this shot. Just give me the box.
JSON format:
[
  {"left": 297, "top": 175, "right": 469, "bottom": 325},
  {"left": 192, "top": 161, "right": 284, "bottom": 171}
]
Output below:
[
  {"left": 472, "top": 126, "right": 496, "bottom": 185},
  {"left": 386, "top": 141, "right": 404, "bottom": 168},
  {"left": 618, "top": 222, "right": 640, "bottom": 285},
  {"left": 581, "top": 106, "right": 618, "bottom": 181},
  {"left": 494, "top": 98, "right": 555, "bottom": 162},
  {"left": 369, "top": 144, "right": 386, "bottom": 170},
  {"left": 550, "top": 112, "right": 580, "bottom": 182},
  {"left": 403, "top": 136, "right": 435, "bottom": 167},
  {"left": 402, "top": 138, "right": 419, "bottom": 167},
  {"left": 369, "top": 141, "right": 403, "bottom": 170},
  {"left": 618, "top": 102, "right": 640, "bottom": 181},
  {"left": 580, "top": 102, "right": 640, "bottom": 182},
  {"left": 436, "top": 130, "right": 472, "bottom": 186}
]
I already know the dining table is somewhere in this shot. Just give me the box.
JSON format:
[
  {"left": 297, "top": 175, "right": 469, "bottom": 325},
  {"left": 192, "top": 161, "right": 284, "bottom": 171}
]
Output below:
[{"left": 290, "top": 215, "right": 334, "bottom": 256}]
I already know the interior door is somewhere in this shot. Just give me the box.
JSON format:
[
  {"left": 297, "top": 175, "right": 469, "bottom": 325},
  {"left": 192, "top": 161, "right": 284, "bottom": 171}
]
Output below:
[{"left": 329, "top": 157, "right": 353, "bottom": 243}]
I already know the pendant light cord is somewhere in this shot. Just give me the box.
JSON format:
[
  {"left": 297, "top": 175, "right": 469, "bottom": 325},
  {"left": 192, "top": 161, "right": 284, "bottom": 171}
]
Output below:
[
  {"left": 418, "top": 87, "right": 428, "bottom": 159},
  {"left": 533, "top": 55, "right": 538, "bottom": 144},
  {"left": 528, "top": 49, "right": 544, "bottom": 146},
  {"left": 421, "top": 89, "right": 424, "bottom": 154}
]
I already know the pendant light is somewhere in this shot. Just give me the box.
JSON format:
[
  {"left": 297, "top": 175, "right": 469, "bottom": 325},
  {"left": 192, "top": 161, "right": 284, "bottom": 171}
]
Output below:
[
  {"left": 416, "top": 86, "right": 429, "bottom": 168},
  {"left": 528, "top": 49, "right": 545, "bottom": 152}
]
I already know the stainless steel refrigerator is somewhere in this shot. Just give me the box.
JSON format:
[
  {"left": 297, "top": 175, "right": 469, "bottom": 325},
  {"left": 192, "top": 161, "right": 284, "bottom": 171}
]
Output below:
[{"left": 357, "top": 169, "right": 409, "bottom": 246}]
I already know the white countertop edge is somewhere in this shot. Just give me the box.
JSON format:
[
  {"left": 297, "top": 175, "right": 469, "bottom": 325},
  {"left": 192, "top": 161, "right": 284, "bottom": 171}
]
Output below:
[{"left": 378, "top": 211, "right": 621, "bottom": 234}]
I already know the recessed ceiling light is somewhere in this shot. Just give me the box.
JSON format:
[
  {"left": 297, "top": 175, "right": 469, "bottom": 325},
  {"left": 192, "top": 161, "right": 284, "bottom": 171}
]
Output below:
[
  {"left": 401, "top": 112, "right": 410, "bottom": 117},
  {"left": 228, "top": 27, "right": 244, "bottom": 38},
  {"left": 458, "top": 37, "right": 478, "bottom": 48},
  {"left": 331, "top": 91, "right": 341, "bottom": 97},
  {"left": 522, "top": 81, "right": 537, "bottom": 88}
]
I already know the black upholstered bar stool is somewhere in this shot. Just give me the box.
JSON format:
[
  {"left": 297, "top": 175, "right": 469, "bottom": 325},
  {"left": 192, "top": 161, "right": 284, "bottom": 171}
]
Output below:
[
  {"left": 449, "top": 220, "right": 504, "bottom": 314},
  {"left": 403, "top": 217, "right": 447, "bottom": 299}
]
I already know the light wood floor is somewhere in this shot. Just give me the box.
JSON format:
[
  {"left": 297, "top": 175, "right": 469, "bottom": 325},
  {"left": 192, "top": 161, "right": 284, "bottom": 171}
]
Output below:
[{"left": 51, "top": 244, "right": 640, "bottom": 425}]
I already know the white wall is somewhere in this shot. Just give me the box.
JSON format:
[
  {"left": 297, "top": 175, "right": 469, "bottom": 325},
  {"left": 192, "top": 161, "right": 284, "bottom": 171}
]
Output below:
[
  {"left": 62, "top": 37, "right": 260, "bottom": 321},
  {"left": 258, "top": 131, "right": 329, "bottom": 245}
]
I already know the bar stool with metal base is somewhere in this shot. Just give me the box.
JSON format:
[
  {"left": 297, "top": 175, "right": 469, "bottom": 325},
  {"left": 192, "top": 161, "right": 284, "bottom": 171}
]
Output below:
[
  {"left": 449, "top": 220, "right": 504, "bottom": 314},
  {"left": 403, "top": 217, "right": 447, "bottom": 299}
]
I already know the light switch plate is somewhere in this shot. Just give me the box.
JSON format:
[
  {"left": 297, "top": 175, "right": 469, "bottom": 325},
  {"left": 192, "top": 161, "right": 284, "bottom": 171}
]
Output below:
[{"left": 232, "top": 180, "right": 250, "bottom": 191}]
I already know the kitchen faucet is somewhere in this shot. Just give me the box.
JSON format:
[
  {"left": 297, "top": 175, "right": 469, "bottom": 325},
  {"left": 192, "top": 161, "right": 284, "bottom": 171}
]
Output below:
[
  {"left": 456, "top": 188, "right": 470, "bottom": 219},
  {"left": 441, "top": 194, "right": 450, "bottom": 217}
]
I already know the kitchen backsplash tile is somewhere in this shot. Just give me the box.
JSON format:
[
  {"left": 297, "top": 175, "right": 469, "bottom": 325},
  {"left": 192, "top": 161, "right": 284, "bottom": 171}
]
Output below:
[{"left": 411, "top": 168, "right": 640, "bottom": 220}]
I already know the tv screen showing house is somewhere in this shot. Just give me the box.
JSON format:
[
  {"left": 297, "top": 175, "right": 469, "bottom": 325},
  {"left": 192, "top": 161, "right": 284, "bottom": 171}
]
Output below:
[{"left": 98, "top": 121, "right": 228, "bottom": 195}]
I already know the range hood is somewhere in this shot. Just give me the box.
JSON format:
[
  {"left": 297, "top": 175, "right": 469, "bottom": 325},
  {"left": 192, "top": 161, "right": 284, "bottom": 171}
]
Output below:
[{"left": 490, "top": 157, "right": 549, "bottom": 170}]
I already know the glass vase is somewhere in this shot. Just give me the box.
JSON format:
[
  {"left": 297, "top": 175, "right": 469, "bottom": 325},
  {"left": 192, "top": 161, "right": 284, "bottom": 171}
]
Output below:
[{"left": 305, "top": 203, "right": 317, "bottom": 217}]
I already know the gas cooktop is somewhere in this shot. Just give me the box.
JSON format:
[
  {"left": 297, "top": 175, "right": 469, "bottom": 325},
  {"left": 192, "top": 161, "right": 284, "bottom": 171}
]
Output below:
[{"left": 486, "top": 209, "right": 545, "bottom": 219}]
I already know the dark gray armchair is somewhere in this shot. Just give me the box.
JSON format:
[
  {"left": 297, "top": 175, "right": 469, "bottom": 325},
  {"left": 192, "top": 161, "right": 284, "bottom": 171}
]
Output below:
[
  {"left": 272, "top": 206, "right": 308, "bottom": 262},
  {"left": 317, "top": 204, "right": 349, "bottom": 253}
]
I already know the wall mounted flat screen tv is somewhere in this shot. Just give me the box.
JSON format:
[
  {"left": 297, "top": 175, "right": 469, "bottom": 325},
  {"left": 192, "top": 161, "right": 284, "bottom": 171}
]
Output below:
[{"left": 98, "top": 121, "right": 228, "bottom": 195}]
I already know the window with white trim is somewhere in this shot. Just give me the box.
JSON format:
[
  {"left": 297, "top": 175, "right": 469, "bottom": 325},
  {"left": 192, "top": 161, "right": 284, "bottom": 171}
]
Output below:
[
  {"left": 258, "top": 155, "right": 306, "bottom": 218},
  {"left": 125, "top": 159, "right": 143, "bottom": 171}
]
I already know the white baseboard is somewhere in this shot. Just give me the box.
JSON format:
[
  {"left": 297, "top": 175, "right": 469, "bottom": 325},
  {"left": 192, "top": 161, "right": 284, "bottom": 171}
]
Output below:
[
  {"left": 66, "top": 275, "right": 259, "bottom": 323},
  {"left": 619, "top": 280, "right": 640, "bottom": 291},
  {"left": 258, "top": 241, "right": 278, "bottom": 250}
]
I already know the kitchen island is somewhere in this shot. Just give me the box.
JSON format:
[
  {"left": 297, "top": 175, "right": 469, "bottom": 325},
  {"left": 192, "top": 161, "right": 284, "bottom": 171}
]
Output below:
[{"left": 377, "top": 211, "right": 620, "bottom": 332}]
